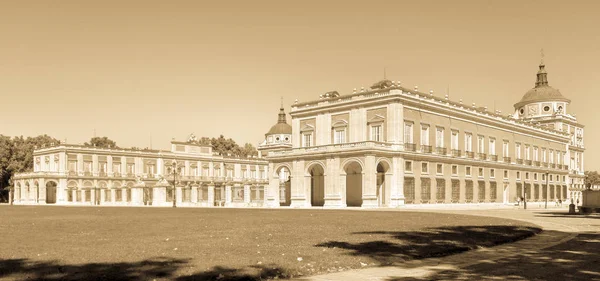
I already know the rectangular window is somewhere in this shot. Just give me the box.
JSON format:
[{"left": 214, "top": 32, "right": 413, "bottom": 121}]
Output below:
[
  {"left": 436, "top": 163, "right": 443, "bottom": 175},
  {"left": 451, "top": 130, "right": 459, "bottom": 150},
  {"left": 477, "top": 135, "right": 485, "bottom": 153},
  {"left": 451, "top": 165, "right": 458, "bottom": 176},
  {"left": 421, "top": 162, "right": 429, "bottom": 174},
  {"left": 504, "top": 170, "right": 509, "bottom": 179},
  {"left": 516, "top": 143, "right": 522, "bottom": 159},
  {"left": 489, "top": 138, "right": 496, "bottom": 155},
  {"left": 421, "top": 124, "right": 430, "bottom": 145},
  {"left": 517, "top": 171, "right": 521, "bottom": 180},
  {"left": 126, "top": 163, "right": 135, "bottom": 175},
  {"left": 451, "top": 179, "right": 460, "bottom": 202},
  {"left": 404, "top": 122, "right": 414, "bottom": 144},
  {"left": 542, "top": 148, "right": 547, "bottom": 162},
  {"left": 99, "top": 162, "right": 107, "bottom": 173},
  {"left": 371, "top": 125, "right": 382, "bottom": 142},
  {"left": 436, "top": 179, "right": 445, "bottom": 201},
  {"left": 334, "top": 128, "right": 346, "bottom": 144},
  {"left": 302, "top": 133, "right": 312, "bottom": 147},
  {"left": 436, "top": 127, "right": 444, "bottom": 148},
  {"left": 526, "top": 172, "right": 530, "bottom": 180},
  {"left": 465, "top": 180, "right": 474, "bottom": 201},
  {"left": 490, "top": 182, "right": 497, "bottom": 201},
  {"left": 534, "top": 173, "right": 538, "bottom": 181},
  {"left": 478, "top": 167, "right": 484, "bottom": 178},
  {"left": 503, "top": 141, "right": 509, "bottom": 157},
  {"left": 421, "top": 178, "right": 431, "bottom": 202},
  {"left": 490, "top": 169, "right": 495, "bottom": 178},
  {"left": 525, "top": 145, "right": 531, "bottom": 160},
  {"left": 465, "top": 133, "right": 473, "bottom": 152},
  {"left": 84, "top": 161, "right": 92, "bottom": 172},
  {"left": 405, "top": 161, "right": 413, "bottom": 172},
  {"left": 113, "top": 163, "right": 121, "bottom": 175},
  {"left": 68, "top": 160, "right": 77, "bottom": 172},
  {"left": 466, "top": 166, "right": 472, "bottom": 177},
  {"left": 534, "top": 147, "right": 539, "bottom": 161},
  {"left": 404, "top": 178, "right": 415, "bottom": 203},
  {"left": 478, "top": 181, "right": 486, "bottom": 201},
  {"left": 549, "top": 150, "right": 554, "bottom": 163}
]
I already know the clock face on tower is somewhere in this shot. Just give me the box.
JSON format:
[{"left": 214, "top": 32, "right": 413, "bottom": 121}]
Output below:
[{"left": 528, "top": 105, "right": 538, "bottom": 115}]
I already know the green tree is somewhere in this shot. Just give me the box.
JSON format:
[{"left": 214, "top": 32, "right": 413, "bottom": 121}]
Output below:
[
  {"left": 240, "top": 143, "right": 258, "bottom": 157},
  {"left": 584, "top": 170, "right": 600, "bottom": 188},
  {"left": 0, "top": 134, "right": 59, "bottom": 202},
  {"left": 84, "top": 137, "right": 118, "bottom": 149}
]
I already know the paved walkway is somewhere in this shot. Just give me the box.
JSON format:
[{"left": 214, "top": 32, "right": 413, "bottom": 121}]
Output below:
[{"left": 295, "top": 206, "right": 600, "bottom": 281}]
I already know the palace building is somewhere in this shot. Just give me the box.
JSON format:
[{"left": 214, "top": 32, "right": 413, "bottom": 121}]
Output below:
[
  {"left": 264, "top": 60, "right": 585, "bottom": 208},
  {"left": 10, "top": 60, "right": 586, "bottom": 208},
  {"left": 11, "top": 135, "right": 269, "bottom": 207}
]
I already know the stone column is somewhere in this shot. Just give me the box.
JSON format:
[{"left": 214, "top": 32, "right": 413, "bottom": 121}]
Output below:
[
  {"left": 91, "top": 187, "right": 96, "bottom": 205},
  {"left": 225, "top": 185, "right": 232, "bottom": 207},
  {"left": 191, "top": 185, "right": 198, "bottom": 203},
  {"left": 362, "top": 155, "right": 378, "bottom": 207},
  {"left": 100, "top": 188, "right": 106, "bottom": 203},
  {"left": 176, "top": 186, "right": 183, "bottom": 204},
  {"left": 290, "top": 160, "right": 307, "bottom": 207},
  {"left": 324, "top": 157, "right": 341, "bottom": 208},
  {"left": 72, "top": 189, "right": 77, "bottom": 203},
  {"left": 390, "top": 156, "right": 405, "bottom": 207},
  {"left": 208, "top": 184, "right": 215, "bottom": 207},
  {"left": 339, "top": 173, "right": 347, "bottom": 207},
  {"left": 244, "top": 184, "right": 251, "bottom": 205}
]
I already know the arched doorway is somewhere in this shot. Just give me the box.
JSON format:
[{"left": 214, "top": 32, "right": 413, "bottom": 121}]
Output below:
[
  {"left": 15, "top": 182, "right": 21, "bottom": 202},
  {"left": 276, "top": 166, "right": 291, "bottom": 206},
  {"left": 344, "top": 161, "right": 363, "bottom": 207},
  {"left": 25, "top": 182, "right": 30, "bottom": 201},
  {"left": 376, "top": 161, "right": 391, "bottom": 207},
  {"left": 308, "top": 164, "right": 325, "bottom": 207},
  {"left": 45, "top": 181, "right": 57, "bottom": 204}
]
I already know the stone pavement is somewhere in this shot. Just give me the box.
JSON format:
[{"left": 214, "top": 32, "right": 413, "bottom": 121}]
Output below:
[{"left": 295, "top": 206, "right": 600, "bottom": 281}]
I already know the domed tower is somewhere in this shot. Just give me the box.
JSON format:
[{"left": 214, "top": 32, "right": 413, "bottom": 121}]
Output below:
[
  {"left": 514, "top": 59, "right": 571, "bottom": 119},
  {"left": 258, "top": 101, "right": 292, "bottom": 157}
]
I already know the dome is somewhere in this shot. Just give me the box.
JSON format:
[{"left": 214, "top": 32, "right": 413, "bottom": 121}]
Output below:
[
  {"left": 265, "top": 107, "right": 292, "bottom": 136},
  {"left": 514, "top": 62, "right": 571, "bottom": 109},
  {"left": 267, "top": 123, "right": 292, "bottom": 135},
  {"left": 514, "top": 85, "right": 570, "bottom": 109}
]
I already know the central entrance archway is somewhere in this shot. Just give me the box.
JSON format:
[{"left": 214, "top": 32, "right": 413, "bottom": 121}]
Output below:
[
  {"left": 308, "top": 164, "right": 325, "bottom": 207},
  {"left": 45, "top": 181, "right": 57, "bottom": 204},
  {"left": 344, "top": 161, "right": 363, "bottom": 207},
  {"left": 276, "top": 166, "right": 291, "bottom": 206}
]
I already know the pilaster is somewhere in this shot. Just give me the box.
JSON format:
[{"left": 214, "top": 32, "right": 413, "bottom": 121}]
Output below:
[
  {"left": 208, "top": 184, "right": 215, "bottom": 207},
  {"left": 225, "top": 185, "right": 232, "bottom": 206},
  {"left": 362, "top": 155, "right": 378, "bottom": 207}
]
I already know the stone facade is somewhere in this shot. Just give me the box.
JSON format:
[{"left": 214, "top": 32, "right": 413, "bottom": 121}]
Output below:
[
  {"left": 265, "top": 62, "right": 585, "bottom": 208},
  {"left": 11, "top": 139, "right": 269, "bottom": 207},
  {"left": 10, "top": 61, "right": 586, "bottom": 208}
]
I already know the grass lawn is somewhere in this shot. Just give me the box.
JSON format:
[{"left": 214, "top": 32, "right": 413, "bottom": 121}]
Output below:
[{"left": 0, "top": 206, "right": 540, "bottom": 280}]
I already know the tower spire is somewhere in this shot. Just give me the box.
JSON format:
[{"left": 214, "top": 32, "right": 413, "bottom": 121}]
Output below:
[
  {"left": 535, "top": 49, "right": 549, "bottom": 87},
  {"left": 278, "top": 98, "right": 287, "bottom": 124}
]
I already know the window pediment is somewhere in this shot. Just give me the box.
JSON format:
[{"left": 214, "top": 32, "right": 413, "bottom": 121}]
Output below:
[
  {"left": 367, "top": 114, "right": 385, "bottom": 124},
  {"left": 332, "top": 120, "right": 348, "bottom": 128},
  {"left": 300, "top": 124, "right": 315, "bottom": 132}
]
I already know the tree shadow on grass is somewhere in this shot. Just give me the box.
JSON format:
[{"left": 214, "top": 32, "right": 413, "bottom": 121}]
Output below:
[
  {"left": 0, "top": 257, "right": 288, "bottom": 281},
  {"left": 315, "top": 225, "right": 542, "bottom": 265},
  {"left": 387, "top": 231, "right": 600, "bottom": 281}
]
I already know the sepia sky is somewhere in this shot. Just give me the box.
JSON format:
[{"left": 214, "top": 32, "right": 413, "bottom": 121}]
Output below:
[{"left": 1, "top": 0, "right": 599, "bottom": 170}]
